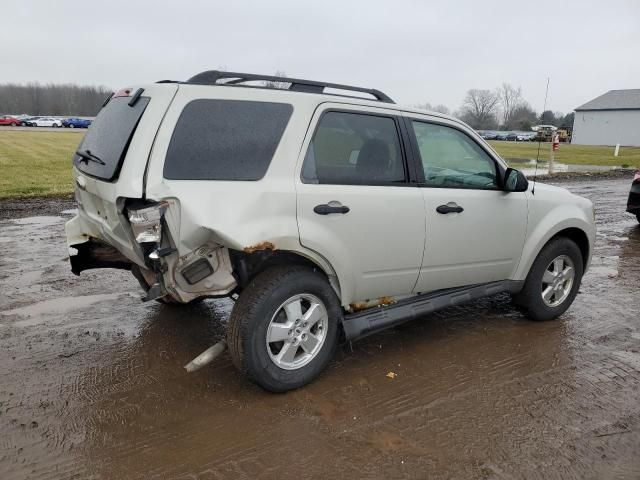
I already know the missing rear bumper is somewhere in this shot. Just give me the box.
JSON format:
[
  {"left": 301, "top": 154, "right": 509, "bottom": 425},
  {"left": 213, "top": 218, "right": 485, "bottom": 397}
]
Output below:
[{"left": 69, "top": 238, "right": 133, "bottom": 275}]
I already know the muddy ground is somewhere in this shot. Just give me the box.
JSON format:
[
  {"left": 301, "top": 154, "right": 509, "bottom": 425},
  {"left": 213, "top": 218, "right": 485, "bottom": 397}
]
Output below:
[{"left": 1, "top": 177, "right": 639, "bottom": 480}]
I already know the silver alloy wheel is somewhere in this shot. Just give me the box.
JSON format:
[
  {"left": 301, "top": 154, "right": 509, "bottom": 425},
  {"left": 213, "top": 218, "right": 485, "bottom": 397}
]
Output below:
[
  {"left": 541, "top": 254, "right": 575, "bottom": 307},
  {"left": 265, "top": 293, "right": 328, "bottom": 370}
]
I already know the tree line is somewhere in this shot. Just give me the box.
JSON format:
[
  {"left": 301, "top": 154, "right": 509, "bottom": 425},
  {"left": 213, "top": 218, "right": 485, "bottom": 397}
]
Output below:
[
  {"left": 0, "top": 79, "right": 575, "bottom": 130},
  {"left": 418, "top": 83, "right": 575, "bottom": 131},
  {"left": 0, "top": 83, "right": 111, "bottom": 116}
]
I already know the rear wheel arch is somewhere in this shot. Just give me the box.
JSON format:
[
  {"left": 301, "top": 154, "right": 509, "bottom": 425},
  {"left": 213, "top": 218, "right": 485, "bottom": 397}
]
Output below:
[{"left": 230, "top": 249, "right": 342, "bottom": 301}]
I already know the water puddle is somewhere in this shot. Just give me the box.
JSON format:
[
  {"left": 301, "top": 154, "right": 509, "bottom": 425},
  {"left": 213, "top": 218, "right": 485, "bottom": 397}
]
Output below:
[
  {"left": 506, "top": 158, "right": 622, "bottom": 176},
  {"left": 1, "top": 292, "right": 139, "bottom": 326}
]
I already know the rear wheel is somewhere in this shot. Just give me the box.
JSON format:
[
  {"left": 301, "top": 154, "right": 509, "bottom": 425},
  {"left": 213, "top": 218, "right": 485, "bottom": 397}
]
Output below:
[
  {"left": 513, "top": 237, "right": 583, "bottom": 321},
  {"left": 228, "top": 265, "right": 340, "bottom": 392}
]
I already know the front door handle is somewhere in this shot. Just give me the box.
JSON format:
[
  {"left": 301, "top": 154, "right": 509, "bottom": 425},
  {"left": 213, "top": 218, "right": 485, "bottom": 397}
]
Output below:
[
  {"left": 436, "top": 203, "right": 464, "bottom": 214},
  {"left": 314, "top": 203, "right": 350, "bottom": 215}
]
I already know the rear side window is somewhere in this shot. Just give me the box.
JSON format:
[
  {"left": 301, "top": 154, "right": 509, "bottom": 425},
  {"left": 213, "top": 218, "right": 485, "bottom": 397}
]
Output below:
[
  {"left": 163, "top": 100, "right": 293, "bottom": 181},
  {"left": 301, "top": 111, "right": 406, "bottom": 185},
  {"left": 74, "top": 96, "right": 150, "bottom": 181}
]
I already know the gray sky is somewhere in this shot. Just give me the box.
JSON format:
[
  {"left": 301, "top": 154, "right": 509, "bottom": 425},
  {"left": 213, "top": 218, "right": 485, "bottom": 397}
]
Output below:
[{"left": 1, "top": 0, "right": 639, "bottom": 114}]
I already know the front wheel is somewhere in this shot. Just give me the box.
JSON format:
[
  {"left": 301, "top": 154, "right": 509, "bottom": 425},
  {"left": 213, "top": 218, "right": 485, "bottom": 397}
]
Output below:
[
  {"left": 512, "top": 237, "right": 583, "bottom": 321},
  {"left": 227, "top": 265, "right": 340, "bottom": 392},
  {"left": 69, "top": 124, "right": 75, "bottom": 128}
]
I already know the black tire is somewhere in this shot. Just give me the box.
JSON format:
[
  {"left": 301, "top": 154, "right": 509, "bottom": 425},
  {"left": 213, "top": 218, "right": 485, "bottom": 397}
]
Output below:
[
  {"left": 636, "top": 213, "right": 640, "bottom": 224},
  {"left": 69, "top": 124, "right": 75, "bottom": 128},
  {"left": 227, "top": 265, "right": 340, "bottom": 392},
  {"left": 513, "top": 237, "right": 584, "bottom": 321}
]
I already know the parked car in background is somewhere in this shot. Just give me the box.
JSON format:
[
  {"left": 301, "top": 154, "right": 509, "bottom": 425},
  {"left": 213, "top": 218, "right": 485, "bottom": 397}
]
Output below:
[
  {"left": 63, "top": 117, "right": 92, "bottom": 128},
  {"left": 480, "top": 130, "right": 498, "bottom": 140},
  {"left": 14, "top": 114, "right": 32, "bottom": 125},
  {"left": 495, "top": 131, "right": 510, "bottom": 141},
  {"left": 30, "top": 117, "right": 63, "bottom": 127},
  {"left": 517, "top": 133, "right": 535, "bottom": 141},
  {"left": 506, "top": 132, "right": 519, "bottom": 141},
  {"left": 21, "top": 116, "right": 40, "bottom": 126},
  {"left": 627, "top": 171, "right": 640, "bottom": 223},
  {"left": 0, "top": 115, "right": 20, "bottom": 126}
]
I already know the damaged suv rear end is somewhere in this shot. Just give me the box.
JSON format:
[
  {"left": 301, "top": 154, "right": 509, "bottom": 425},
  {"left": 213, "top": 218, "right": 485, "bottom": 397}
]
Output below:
[{"left": 67, "top": 80, "right": 301, "bottom": 305}]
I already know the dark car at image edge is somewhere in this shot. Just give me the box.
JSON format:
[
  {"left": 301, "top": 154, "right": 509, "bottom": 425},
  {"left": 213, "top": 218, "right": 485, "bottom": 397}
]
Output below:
[{"left": 627, "top": 171, "right": 640, "bottom": 223}]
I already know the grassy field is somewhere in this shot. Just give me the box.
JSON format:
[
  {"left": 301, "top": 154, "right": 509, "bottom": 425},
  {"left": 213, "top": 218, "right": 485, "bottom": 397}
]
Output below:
[
  {"left": 490, "top": 141, "right": 640, "bottom": 168},
  {"left": 0, "top": 130, "right": 82, "bottom": 199},
  {"left": 0, "top": 131, "right": 639, "bottom": 199}
]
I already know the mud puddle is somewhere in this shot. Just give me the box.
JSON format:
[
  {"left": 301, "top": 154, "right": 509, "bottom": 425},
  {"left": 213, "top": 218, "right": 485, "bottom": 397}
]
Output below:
[{"left": 1, "top": 178, "right": 639, "bottom": 479}]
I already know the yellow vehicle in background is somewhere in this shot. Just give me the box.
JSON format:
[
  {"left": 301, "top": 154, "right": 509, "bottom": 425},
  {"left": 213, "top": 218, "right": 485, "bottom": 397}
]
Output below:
[{"left": 532, "top": 125, "right": 557, "bottom": 142}]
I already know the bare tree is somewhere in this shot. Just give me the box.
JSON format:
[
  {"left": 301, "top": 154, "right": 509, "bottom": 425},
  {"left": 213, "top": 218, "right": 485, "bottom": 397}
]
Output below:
[
  {"left": 432, "top": 104, "right": 450, "bottom": 115},
  {"left": 414, "top": 102, "right": 450, "bottom": 115},
  {"left": 414, "top": 102, "right": 434, "bottom": 111},
  {"left": 509, "top": 103, "right": 537, "bottom": 131},
  {"left": 459, "top": 89, "right": 499, "bottom": 129},
  {"left": 497, "top": 83, "right": 523, "bottom": 128}
]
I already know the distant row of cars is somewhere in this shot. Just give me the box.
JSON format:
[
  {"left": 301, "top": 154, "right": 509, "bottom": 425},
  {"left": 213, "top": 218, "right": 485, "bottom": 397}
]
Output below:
[
  {"left": 478, "top": 130, "right": 537, "bottom": 142},
  {"left": 0, "top": 114, "right": 92, "bottom": 128}
]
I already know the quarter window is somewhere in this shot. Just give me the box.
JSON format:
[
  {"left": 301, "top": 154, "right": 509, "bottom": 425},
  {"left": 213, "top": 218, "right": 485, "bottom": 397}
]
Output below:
[
  {"left": 164, "top": 99, "right": 293, "bottom": 181},
  {"left": 411, "top": 121, "right": 498, "bottom": 189},
  {"left": 302, "top": 111, "right": 406, "bottom": 185}
]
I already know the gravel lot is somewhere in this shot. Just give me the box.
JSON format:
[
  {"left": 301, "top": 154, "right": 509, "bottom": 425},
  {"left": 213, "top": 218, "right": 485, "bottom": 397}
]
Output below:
[{"left": 1, "top": 177, "right": 639, "bottom": 479}]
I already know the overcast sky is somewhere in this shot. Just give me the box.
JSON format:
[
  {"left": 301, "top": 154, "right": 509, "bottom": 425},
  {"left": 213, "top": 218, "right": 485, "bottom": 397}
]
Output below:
[{"left": 1, "top": 0, "right": 638, "bottom": 114}]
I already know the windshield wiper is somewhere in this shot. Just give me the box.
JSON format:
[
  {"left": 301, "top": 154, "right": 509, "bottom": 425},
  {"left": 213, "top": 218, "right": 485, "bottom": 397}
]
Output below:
[{"left": 76, "top": 149, "right": 105, "bottom": 166}]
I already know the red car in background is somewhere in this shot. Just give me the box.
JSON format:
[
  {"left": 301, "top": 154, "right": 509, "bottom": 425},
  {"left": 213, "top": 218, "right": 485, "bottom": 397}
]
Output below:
[{"left": 0, "top": 115, "right": 20, "bottom": 126}]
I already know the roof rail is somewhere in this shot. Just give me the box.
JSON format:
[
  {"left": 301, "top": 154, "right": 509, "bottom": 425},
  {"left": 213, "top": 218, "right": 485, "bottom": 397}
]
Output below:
[{"left": 185, "top": 70, "right": 394, "bottom": 104}]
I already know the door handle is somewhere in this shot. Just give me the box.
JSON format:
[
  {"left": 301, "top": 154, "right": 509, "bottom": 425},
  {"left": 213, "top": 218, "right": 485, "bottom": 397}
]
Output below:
[
  {"left": 314, "top": 204, "right": 350, "bottom": 215},
  {"left": 436, "top": 203, "right": 464, "bottom": 214}
]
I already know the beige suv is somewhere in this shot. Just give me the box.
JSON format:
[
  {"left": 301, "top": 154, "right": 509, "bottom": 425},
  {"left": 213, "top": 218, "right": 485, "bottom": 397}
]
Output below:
[{"left": 66, "top": 71, "right": 595, "bottom": 391}]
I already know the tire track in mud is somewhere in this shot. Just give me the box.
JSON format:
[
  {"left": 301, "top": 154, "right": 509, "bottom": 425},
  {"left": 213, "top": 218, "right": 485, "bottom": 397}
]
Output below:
[{"left": 1, "top": 178, "right": 640, "bottom": 479}]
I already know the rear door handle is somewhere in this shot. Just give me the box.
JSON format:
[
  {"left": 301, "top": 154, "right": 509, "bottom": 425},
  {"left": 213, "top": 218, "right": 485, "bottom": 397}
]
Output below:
[
  {"left": 314, "top": 204, "right": 350, "bottom": 215},
  {"left": 436, "top": 203, "right": 464, "bottom": 214}
]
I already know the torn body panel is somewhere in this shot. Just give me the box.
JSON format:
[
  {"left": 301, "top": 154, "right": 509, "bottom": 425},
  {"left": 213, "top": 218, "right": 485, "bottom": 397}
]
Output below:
[{"left": 68, "top": 238, "right": 133, "bottom": 275}]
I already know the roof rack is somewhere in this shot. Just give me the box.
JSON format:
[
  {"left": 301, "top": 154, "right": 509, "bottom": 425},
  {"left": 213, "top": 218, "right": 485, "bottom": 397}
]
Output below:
[{"left": 184, "top": 70, "right": 394, "bottom": 104}]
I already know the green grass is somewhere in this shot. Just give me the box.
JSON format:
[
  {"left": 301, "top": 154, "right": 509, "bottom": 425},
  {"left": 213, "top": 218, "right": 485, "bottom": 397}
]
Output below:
[
  {"left": 0, "top": 131, "right": 82, "bottom": 199},
  {"left": 1, "top": 131, "right": 639, "bottom": 200},
  {"left": 490, "top": 141, "right": 640, "bottom": 168}
]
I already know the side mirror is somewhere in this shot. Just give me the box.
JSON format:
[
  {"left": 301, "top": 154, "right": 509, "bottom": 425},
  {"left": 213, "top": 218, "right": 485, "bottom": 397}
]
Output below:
[{"left": 504, "top": 168, "right": 529, "bottom": 192}]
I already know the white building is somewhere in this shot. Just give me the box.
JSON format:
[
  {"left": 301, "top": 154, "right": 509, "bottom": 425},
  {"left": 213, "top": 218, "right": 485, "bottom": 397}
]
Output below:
[{"left": 572, "top": 89, "right": 640, "bottom": 146}]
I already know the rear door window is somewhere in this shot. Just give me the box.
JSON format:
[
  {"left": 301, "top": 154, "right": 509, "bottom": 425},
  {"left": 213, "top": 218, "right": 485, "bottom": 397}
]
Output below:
[
  {"left": 163, "top": 99, "right": 293, "bottom": 181},
  {"left": 74, "top": 96, "right": 150, "bottom": 181},
  {"left": 301, "top": 111, "right": 406, "bottom": 185}
]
